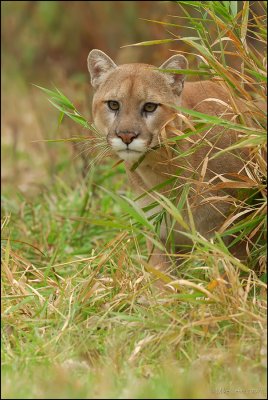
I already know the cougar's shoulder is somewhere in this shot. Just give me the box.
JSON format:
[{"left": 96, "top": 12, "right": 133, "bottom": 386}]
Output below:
[{"left": 182, "top": 80, "right": 232, "bottom": 114}]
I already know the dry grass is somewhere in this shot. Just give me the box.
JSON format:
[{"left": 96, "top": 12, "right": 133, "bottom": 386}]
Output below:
[{"left": 1, "top": 1, "right": 267, "bottom": 398}]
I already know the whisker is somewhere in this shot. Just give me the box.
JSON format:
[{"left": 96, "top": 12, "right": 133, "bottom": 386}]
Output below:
[
  {"left": 89, "top": 124, "right": 105, "bottom": 139},
  {"left": 86, "top": 147, "right": 111, "bottom": 170},
  {"left": 72, "top": 139, "right": 108, "bottom": 162}
]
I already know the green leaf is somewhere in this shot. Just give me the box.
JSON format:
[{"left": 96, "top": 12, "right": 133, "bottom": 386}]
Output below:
[
  {"left": 221, "top": 214, "right": 264, "bottom": 236},
  {"left": 99, "top": 187, "right": 155, "bottom": 232},
  {"left": 121, "top": 39, "right": 176, "bottom": 48},
  {"left": 241, "top": 1, "right": 249, "bottom": 43},
  {"left": 54, "top": 87, "right": 75, "bottom": 110},
  {"left": 158, "top": 68, "right": 213, "bottom": 76},
  {"left": 57, "top": 111, "right": 65, "bottom": 127},
  {"left": 151, "top": 192, "right": 189, "bottom": 231},
  {"left": 230, "top": 1, "right": 238, "bottom": 17},
  {"left": 171, "top": 104, "right": 266, "bottom": 135}
]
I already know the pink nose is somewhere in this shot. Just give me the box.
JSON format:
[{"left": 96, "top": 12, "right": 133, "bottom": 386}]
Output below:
[{"left": 116, "top": 132, "right": 137, "bottom": 145}]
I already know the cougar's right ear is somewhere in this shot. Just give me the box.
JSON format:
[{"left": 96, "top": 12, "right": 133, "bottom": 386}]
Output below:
[
  {"left": 87, "top": 49, "right": 117, "bottom": 89},
  {"left": 159, "top": 54, "right": 188, "bottom": 95}
]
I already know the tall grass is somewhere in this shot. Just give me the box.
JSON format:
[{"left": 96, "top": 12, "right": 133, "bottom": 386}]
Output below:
[
  {"left": 153, "top": 1, "right": 267, "bottom": 279},
  {"left": 2, "top": 1, "right": 267, "bottom": 398}
]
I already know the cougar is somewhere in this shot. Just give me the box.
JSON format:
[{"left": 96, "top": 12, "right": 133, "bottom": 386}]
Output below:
[{"left": 87, "top": 49, "right": 256, "bottom": 275}]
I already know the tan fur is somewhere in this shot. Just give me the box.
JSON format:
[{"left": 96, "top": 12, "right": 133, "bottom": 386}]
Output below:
[{"left": 87, "top": 49, "right": 257, "bottom": 273}]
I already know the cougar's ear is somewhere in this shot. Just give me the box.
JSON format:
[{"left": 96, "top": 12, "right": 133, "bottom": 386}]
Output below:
[
  {"left": 159, "top": 54, "right": 188, "bottom": 95},
  {"left": 87, "top": 49, "right": 117, "bottom": 89}
]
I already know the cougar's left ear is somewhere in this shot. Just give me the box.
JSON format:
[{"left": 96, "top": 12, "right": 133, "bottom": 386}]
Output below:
[
  {"left": 159, "top": 54, "right": 188, "bottom": 95},
  {"left": 87, "top": 49, "right": 117, "bottom": 89}
]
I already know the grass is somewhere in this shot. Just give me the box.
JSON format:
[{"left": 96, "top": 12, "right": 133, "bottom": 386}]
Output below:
[
  {"left": 1, "top": 1, "right": 267, "bottom": 398},
  {"left": 1, "top": 169, "right": 267, "bottom": 398}
]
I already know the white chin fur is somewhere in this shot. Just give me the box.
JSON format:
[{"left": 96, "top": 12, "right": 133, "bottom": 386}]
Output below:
[
  {"left": 110, "top": 137, "right": 146, "bottom": 162},
  {"left": 128, "top": 138, "right": 147, "bottom": 152},
  {"left": 117, "top": 150, "right": 144, "bottom": 162}
]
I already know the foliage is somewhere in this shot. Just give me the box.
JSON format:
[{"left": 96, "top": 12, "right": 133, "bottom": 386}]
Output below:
[{"left": 1, "top": 1, "right": 267, "bottom": 398}]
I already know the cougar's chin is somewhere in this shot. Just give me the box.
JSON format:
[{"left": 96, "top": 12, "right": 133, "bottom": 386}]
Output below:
[
  {"left": 117, "top": 149, "right": 145, "bottom": 162},
  {"left": 110, "top": 138, "right": 147, "bottom": 162}
]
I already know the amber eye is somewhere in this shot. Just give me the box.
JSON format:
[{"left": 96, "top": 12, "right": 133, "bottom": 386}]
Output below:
[
  {"left": 143, "top": 102, "right": 158, "bottom": 113},
  {"left": 107, "top": 100, "right": 120, "bottom": 111}
]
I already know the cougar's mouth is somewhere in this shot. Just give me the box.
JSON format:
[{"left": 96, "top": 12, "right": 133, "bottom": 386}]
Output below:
[
  {"left": 109, "top": 137, "right": 147, "bottom": 161},
  {"left": 116, "top": 148, "right": 145, "bottom": 162},
  {"left": 118, "top": 148, "right": 142, "bottom": 153}
]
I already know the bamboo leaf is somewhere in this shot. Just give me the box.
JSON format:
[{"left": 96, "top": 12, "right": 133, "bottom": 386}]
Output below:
[
  {"left": 99, "top": 187, "right": 155, "bottom": 232},
  {"left": 121, "top": 39, "right": 177, "bottom": 48}
]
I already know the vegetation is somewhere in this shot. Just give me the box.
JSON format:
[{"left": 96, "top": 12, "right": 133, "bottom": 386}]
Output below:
[{"left": 2, "top": 1, "right": 267, "bottom": 398}]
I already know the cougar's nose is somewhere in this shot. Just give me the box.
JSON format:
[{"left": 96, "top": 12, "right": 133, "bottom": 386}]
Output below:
[{"left": 116, "top": 131, "right": 138, "bottom": 145}]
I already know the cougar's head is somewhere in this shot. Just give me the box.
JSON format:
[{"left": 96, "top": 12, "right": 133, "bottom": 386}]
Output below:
[{"left": 87, "top": 49, "right": 188, "bottom": 163}]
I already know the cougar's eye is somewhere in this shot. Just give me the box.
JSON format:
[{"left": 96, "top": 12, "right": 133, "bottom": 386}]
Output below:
[
  {"left": 143, "top": 103, "right": 158, "bottom": 113},
  {"left": 107, "top": 100, "right": 120, "bottom": 111}
]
